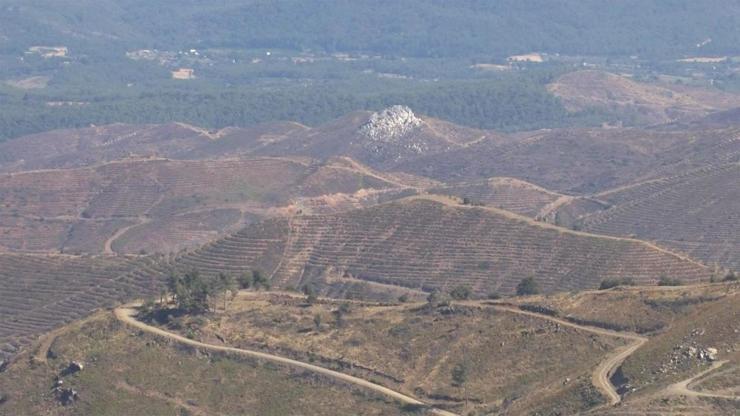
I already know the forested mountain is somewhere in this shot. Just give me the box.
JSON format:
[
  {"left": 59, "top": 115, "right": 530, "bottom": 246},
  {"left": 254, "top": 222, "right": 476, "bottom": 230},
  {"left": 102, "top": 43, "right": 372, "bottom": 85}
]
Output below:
[
  {"left": 1, "top": 1, "right": 739, "bottom": 142},
  {"left": 2, "top": 0, "right": 740, "bottom": 58}
]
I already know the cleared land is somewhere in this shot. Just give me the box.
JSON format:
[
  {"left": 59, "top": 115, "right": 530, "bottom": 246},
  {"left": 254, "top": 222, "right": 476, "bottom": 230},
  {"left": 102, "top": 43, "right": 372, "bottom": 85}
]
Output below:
[
  {"left": 0, "top": 157, "right": 401, "bottom": 255},
  {"left": 171, "top": 196, "right": 711, "bottom": 299},
  {"left": 0, "top": 312, "right": 412, "bottom": 416},
  {"left": 548, "top": 70, "right": 740, "bottom": 125},
  {"left": 0, "top": 254, "right": 152, "bottom": 360}
]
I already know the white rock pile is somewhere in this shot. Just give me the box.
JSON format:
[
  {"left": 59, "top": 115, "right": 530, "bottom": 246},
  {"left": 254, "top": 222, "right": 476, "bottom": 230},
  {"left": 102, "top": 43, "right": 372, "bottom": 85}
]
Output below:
[{"left": 359, "top": 105, "right": 423, "bottom": 142}]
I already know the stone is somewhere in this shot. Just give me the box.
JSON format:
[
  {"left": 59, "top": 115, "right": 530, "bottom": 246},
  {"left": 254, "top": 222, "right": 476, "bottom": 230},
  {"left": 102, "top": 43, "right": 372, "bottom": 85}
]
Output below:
[
  {"left": 61, "top": 361, "right": 84, "bottom": 376},
  {"left": 359, "top": 105, "right": 423, "bottom": 143}
]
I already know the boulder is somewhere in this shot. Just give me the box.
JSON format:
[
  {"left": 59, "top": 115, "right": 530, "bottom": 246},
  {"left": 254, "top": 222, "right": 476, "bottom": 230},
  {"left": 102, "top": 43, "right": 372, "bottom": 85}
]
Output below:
[
  {"left": 56, "top": 388, "right": 78, "bottom": 406},
  {"left": 359, "top": 106, "right": 423, "bottom": 142},
  {"left": 61, "top": 361, "right": 84, "bottom": 376}
]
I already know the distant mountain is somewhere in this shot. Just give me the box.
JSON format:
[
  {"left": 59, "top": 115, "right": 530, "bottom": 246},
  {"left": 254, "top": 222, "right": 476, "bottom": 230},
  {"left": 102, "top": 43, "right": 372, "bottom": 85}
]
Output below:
[{"left": 2, "top": 1, "right": 739, "bottom": 58}]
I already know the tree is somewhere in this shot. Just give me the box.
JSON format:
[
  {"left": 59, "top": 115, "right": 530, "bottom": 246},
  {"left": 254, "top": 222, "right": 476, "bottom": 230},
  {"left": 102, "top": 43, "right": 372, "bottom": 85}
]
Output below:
[
  {"left": 237, "top": 272, "right": 252, "bottom": 289},
  {"left": 427, "top": 289, "right": 450, "bottom": 307},
  {"left": 217, "top": 273, "right": 237, "bottom": 311},
  {"left": 333, "top": 302, "right": 351, "bottom": 328},
  {"left": 450, "top": 285, "right": 471, "bottom": 300},
  {"left": 303, "top": 285, "right": 318, "bottom": 304},
  {"left": 599, "top": 277, "right": 636, "bottom": 290},
  {"left": 452, "top": 362, "right": 468, "bottom": 387},
  {"left": 313, "top": 313, "right": 323, "bottom": 331},
  {"left": 251, "top": 270, "right": 270, "bottom": 290},
  {"left": 516, "top": 277, "right": 540, "bottom": 296},
  {"left": 168, "top": 270, "right": 212, "bottom": 313},
  {"left": 657, "top": 276, "right": 683, "bottom": 287}
]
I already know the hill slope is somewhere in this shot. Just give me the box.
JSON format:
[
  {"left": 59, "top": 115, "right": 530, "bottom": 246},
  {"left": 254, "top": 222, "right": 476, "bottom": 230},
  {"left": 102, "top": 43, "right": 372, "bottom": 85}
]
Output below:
[
  {"left": 174, "top": 196, "right": 711, "bottom": 298},
  {"left": 548, "top": 71, "right": 740, "bottom": 125},
  {"left": 0, "top": 157, "right": 401, "bottom": 255}
]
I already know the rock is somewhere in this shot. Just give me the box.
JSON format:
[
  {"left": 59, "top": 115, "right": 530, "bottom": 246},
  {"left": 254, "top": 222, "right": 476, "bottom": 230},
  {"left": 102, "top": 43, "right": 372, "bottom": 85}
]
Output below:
[
  {"left": 359, "top": 105, "right": 423, "bottom": 143},
  {"left": 61, "top": 361, "right": 84, "bottom": 376},
  {"left": 56, "top": 388, "right": 78, "bottom": 406},
  {"left": 687, "top": 346, "right": 697, "bottom": 357},
  {"left": 705, "top": 347, "right": 718, "bottom": 361},
  {"left": 0, "top": 360, "right": 7, "bottom": 373}
]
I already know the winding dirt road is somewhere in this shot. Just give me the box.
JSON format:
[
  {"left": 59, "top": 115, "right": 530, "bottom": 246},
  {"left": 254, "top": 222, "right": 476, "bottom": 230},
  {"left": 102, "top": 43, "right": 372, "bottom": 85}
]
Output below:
[
  {"left": 114, "top": 304, "right": 458, "bottom": 416},
  {"left": 664, "top": 360, "right": 739, "bottom": 401},
  {"left": 486, "top": 304, "right": 649, "bottom": 406}
]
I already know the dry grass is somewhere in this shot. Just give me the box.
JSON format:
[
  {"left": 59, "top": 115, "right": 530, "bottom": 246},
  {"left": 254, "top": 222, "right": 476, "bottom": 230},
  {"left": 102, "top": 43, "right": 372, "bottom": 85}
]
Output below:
[
  {"left": 167, "top": 291, "right": 626, "bottom": 415},
  {"left": 0, "top": 312, "right": 407, "bottom": 416}
]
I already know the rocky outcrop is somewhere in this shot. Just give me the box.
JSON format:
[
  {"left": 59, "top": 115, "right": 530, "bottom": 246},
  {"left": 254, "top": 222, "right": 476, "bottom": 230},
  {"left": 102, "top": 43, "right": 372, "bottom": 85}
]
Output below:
[
  {"left": 358, "top": 106, "right": 430, "bottom": 161},
  {"left": 359, "top": 106, "right": 423, "bottom": 142}
]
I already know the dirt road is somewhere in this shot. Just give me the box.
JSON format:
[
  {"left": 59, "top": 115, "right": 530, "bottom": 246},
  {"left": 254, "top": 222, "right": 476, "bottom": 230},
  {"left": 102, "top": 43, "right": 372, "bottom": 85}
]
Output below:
[
  {"left": 114, "top": 304, "right": 458, "bottom": 416},
  {"left": 486, "top": 304, "right": 648, "bottom": 406},
  {"left": 664, "top": 360, "right": 739, "bottom": 401}
]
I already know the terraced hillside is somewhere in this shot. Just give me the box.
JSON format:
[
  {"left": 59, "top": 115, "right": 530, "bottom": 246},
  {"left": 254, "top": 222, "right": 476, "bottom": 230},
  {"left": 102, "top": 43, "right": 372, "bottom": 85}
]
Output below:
[
  {"left": 0, "top": 157, "right": 401, "bottom": 255},
  {"left": 0, "top": 254, "right": 153, "bottom": 361},
  {"left": 553, "top": 163, "right": 740, "bottom": 269},
  {"left": 400, "top": 124, "right": 740, "bottom": 193},
  {"left": 430, "top": 177, "right": 565, "bottom": 218},
  {"left": 174, "top": 196, "right": 711, "bottom": 298}
]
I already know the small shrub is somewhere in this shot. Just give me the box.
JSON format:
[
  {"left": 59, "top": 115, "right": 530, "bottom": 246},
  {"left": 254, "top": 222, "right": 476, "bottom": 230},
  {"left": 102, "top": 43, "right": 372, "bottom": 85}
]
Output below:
[
  {"left": 599, "top": 278, "right": 636, "bottom": 290},
  {"left": 487, "top": 292, "right": 502, "bottom": 300},
  {"left": 723, "top": 271, "right": 738, "bottom": 282},
  {"left": 516, "top": 277, "right": 540, "bottom": 296},
  {"left": 397, "top": 294, "right": 409, "bottom": 303},
  {"left": 657, "top": 276, "right": 683, "bottom": 286},
  {"left": 303, "top": 285, "right": 318, "bottom": 304},
  {"left": 450, "top": 285, "right": 471, "bottom": 300}
]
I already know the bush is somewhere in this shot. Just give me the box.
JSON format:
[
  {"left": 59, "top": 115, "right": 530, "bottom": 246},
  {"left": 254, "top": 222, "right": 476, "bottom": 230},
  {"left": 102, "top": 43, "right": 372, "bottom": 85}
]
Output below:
[
  {"left": 599, "top": 278, "right": 636, "bottom": 290},
  {"left": 303, "top": 285, "right": 318, "bottom": 304},
  {"left": 516, "top": 277, "right": 540, "bottom": 296},
  {"left": 657, "top": 276, "right": 683, "bottom": 287},
  {"left": 426, "top": 290, "right": 451, "bottom": 307},
  {"left": 397, "top": 294, "right": 409, "bottom": 303},
  {"left": 723, "top": 271, "right": 738, "bottom": 282},
  {"left": 450, "top": 285, "right": 472, "bottom": 300},
  {"left": 487, "top": 292, "right": 502, "bottom": 300},
  {"left": 237, "top": 272, "right": 252, "bottom": 289}
]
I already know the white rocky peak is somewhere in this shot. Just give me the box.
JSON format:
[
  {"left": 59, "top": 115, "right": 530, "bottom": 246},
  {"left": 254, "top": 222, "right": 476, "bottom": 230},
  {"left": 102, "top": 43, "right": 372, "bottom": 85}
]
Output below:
[{"left": 359, "top": 105, "right": 423, "bottom": 142}]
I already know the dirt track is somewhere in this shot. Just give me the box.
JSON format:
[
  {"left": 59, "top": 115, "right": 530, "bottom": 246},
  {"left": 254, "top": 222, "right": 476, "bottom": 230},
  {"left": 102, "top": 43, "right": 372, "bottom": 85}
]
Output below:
[
  {"left": 486, "top": 304, "right": 648, "bottom": 406},
  {"left": 114, "top": 304, "right": 459, "bottom": 416},
  {"left": 664, "top": 360, "right": 739, "bottom": 401}
]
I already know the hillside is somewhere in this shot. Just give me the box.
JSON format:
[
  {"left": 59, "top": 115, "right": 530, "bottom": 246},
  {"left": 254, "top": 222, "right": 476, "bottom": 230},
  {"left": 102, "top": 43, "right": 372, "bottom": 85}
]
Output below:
[
  {"left": 0, "top": 157, "right": 401, "bottom": 255},
  {"left": 0, "top": 254, "right": 149, "bottom": 361},
  {"left": 578, "top": 163, "right": 740, "bottom": 269},
  {"left": 4, "top": 284, "right": 736, "bottom": 415},
  {"left": 429, "top": 177, "right": 565, "bottom": 218},
  {"left": 254, "top": 107, "right": 498, "bottom": 169},
  {"left": 0, "top": 122, "right": 306, "bottom": 173},
  {"left": 3, "top": 1, "right": 739, "bottom": 58},
  {"left": 548, "top": 71, "right": 740, "bottom": 125},
  {"left": 172, "top": 196, "right": 711, "bottom": 299},
  {"left": 0, "top": 311, "right": 410, "bottom": 416},
  {"left": 519, "top": 283, "right": 740, "bottom": 415}
]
